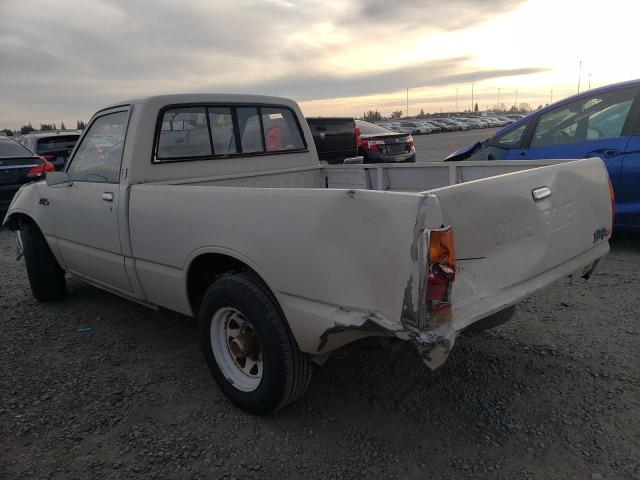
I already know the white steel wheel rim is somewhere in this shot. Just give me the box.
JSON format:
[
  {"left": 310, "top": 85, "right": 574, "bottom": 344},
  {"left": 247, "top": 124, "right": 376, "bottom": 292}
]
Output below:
[{"left": 210, "top": 307, "right": 263, "bottom": 392}]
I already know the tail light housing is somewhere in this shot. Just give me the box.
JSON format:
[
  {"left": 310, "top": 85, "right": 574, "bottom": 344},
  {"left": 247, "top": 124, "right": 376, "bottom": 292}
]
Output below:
[
  {"left": 355, "top": 126, "right": 362, "bottom": 149},
  {"left": 27, "top": 160, "right": 55, "bottom": 178},
  {"left": 360, "top": 139, "right": 386, "bottom": 151},
  {"left": 424, "top": 227, "right": 455, "bottom": 327}
]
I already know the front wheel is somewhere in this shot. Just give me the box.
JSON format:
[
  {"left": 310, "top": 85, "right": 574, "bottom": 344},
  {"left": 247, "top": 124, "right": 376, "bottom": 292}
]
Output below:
[
  {"left": 21, "top": 219, "right": 66, "bottom": 302},
  {"left": 199, "top": 272, "right": 312, "bottom": 414}
]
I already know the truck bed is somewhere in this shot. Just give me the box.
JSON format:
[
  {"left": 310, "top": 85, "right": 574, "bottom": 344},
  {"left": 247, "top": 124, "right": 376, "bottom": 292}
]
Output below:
[{"left": 134, "top": 158, "right": 611, "bottom": 357}]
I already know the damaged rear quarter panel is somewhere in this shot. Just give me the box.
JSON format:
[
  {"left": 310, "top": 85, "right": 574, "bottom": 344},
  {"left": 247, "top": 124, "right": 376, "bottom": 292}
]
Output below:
[{"left": 129, "top": 185, "right": 443, "bottom": 354}]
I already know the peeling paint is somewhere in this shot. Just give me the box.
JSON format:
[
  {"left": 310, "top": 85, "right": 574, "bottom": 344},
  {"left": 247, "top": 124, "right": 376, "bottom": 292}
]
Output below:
[
  {"left": 401, "top": 275, "right": 418, "bottom": 327},
  {"left": 317, "top": 317, "right": 393, "bottom": 351}
]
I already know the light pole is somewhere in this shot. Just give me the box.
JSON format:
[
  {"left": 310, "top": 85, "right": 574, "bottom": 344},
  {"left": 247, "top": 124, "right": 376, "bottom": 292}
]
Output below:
[
  {"left": 406, "top": 88, "right": 409, "bottom": 118},
  {"left": 455, "top": 88, "right": 459, "bottom": 112},
  {"left": 577, "top": 60, "right": 582, "bottom": 93},
  {"left": 550, "top": 89, "right": 553, "bottom": 104},
  {"left": 471, "top": 81, "right": 475, "bottom": 112},
  {"left": 514, "top": 89, "right": 518, "bottom": 110},
  {"left": 497, "top": 88, "right": 501, "bottom": 112},
  {"left": 588, "top": 73, "right": 592, "bottom": 91}
]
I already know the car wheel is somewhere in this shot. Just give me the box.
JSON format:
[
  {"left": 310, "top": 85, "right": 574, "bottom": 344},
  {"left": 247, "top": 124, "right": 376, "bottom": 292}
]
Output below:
[
  {"left": 199, "top": 272, "right": 312, "bottom": 414},
  {"left": 20, "top": 218, "right": 66, "bottom": 302}
]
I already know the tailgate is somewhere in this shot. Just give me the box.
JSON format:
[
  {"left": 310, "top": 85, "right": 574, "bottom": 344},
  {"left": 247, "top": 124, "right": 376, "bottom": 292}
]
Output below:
[{"left": 427, "top": 157, "right": 612, "bottom": 330}]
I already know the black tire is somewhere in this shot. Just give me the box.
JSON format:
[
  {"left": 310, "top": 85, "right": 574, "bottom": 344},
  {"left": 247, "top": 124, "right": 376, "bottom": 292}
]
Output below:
[
  {"left": 20, "top": 219, "right": 66, "bottom": 302},
  {"left": 198, "top": 272, "right": 312, "bottom": 414}
]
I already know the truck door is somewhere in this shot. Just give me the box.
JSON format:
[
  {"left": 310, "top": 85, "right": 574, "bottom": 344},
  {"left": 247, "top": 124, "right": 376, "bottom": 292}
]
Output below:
[{"left": 46, "top": 109, "right": 132, "bottom": 293}]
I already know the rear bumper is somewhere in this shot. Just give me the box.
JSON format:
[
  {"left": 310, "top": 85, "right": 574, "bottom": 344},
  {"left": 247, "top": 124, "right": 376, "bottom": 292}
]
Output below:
[
  {"left": 340, "top": 241, "right": 609, "bottom": 370},
  {"left": 406, "top": 241, "right": 610, "bottom": 369}
]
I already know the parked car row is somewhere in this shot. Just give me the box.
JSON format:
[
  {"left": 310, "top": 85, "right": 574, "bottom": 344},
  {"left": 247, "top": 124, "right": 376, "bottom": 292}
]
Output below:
[{"left": 376, "top": 114, "right": 519, "bottom": 135}]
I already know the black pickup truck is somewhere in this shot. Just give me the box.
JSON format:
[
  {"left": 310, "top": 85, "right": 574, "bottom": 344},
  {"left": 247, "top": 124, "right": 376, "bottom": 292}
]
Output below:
[{"left": 306, "top": 117, "right": 357, "bottom": 164}]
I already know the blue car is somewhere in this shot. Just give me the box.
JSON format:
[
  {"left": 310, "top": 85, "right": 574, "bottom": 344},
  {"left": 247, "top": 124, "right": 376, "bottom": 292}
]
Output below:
[{"left": 446, "top": 79, "right": 640, "bottom": 230}]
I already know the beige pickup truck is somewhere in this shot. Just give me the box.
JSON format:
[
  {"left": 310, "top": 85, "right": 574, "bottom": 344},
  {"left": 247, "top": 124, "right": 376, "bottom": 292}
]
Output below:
[{"left": 3, "top": 94, "right": 613, "bottom": 413}]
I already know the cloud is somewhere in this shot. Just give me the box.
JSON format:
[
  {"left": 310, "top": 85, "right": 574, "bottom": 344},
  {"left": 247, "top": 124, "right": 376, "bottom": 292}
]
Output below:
[
  {"left": 349, "top": 0, "right": 526, "bottom": 30},
  {"left": 0, "top": 0, "right": 537, "bottom": 126},
  {"left": 226, "top": 58, "right": 548, "bottom": 101}
]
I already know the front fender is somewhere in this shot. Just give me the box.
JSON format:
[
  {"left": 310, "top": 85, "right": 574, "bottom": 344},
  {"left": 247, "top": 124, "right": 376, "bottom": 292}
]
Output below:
[{"left": 2, "top": 182, "right": 52, "bottom": 233}]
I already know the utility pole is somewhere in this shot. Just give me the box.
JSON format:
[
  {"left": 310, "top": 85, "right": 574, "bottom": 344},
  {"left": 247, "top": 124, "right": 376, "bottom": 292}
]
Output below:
[
  {"left": 406, "top": 87, "right": 409, "bottom": 118},
  {"left": 455, "top": 88, "right": 459, "bottom": 112},
  {"left": 514, "top": 89, "right": 518, "bottom": 109},
  {"left": 497, "top": 88, "right": 501, "bottom": 112},
  {"left": 577, "top": 60, "right": 582, "bottom": 93}
]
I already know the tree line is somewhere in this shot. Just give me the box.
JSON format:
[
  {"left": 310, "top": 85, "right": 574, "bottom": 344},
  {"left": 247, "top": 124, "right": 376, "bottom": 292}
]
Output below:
[{"left": 1, "top": 120, "right": 87, "bottom": 137}]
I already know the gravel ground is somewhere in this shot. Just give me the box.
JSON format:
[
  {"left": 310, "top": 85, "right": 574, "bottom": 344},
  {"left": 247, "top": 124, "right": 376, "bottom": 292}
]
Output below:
[{"left": 1, "top": 226, "right": 639, "bottom": 480}]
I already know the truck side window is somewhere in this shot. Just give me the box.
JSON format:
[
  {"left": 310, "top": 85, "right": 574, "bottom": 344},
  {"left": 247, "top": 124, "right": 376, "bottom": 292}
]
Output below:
[
  {"left": 157, "top": 107, "right": 211, "bottom": 159},
  {"left": 237, "top": 107, "right": 264, "bottom": 153},
  {"left": 261, "top": 107, "right": 304, "bottom": 152},
  {"left": 67, "top": 111, "right": 128, "bottom": 183}
]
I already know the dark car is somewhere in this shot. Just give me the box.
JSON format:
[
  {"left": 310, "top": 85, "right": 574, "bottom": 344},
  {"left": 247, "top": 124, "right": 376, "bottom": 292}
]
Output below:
[
  {"left": 446, "top": 79, "right": 640, "bottom": 230},
  {"left": 356, "top": 120, "right": 415, "bottom": 163},
  {"left": 306, "top": 117, "right": 357, "bottom": 164},
  {"left": 0, "top": 138, "right": 54, "bottom": 214},
  {"left": 19, "top": 131, "right": 81, "bottom": 171}
]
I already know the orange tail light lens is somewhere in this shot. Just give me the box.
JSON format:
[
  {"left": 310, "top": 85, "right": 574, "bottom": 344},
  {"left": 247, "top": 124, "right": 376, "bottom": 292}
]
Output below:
[{"left": 426, "top": 227, "right": 456, "bottom": 327}]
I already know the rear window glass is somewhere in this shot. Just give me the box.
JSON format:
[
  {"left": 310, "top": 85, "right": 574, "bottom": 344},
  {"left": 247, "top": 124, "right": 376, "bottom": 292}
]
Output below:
[
  {"left": 157, "top": 107, "right": 212, "bottom": 159},
  {"left": 0, "top": 139, "right": 34, "bottom": 157},
  {"left": 237, "top": 107, "right": 264, "bottom": 153},
  {"left": 36, "top": 135, "right": 79, "bottom": 153},
  {"left": 208, "top": 107, "right": 237, "bottom": 155},
  {"left": 355, "top": 121, "right": 395, "bottom": 135},
  {"left": 261, "top": 108, "right": 304, "bottom": 152},
  {"left": 155, "top": 104, "right": 306, "bottom": 161}
]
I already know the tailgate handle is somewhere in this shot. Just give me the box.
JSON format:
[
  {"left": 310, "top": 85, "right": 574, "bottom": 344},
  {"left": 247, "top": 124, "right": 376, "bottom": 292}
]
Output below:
[{"left": 532, "top": 186, "right": 552, "bottom": 201}]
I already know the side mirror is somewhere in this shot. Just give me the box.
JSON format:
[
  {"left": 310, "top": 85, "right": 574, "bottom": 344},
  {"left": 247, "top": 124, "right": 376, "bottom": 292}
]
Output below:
[{"left": 46, "top": 171, "right": 71, "bottom": 187}]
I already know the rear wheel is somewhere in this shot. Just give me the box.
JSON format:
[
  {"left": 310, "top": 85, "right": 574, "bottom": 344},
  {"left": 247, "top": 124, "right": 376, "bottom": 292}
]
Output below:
[
  {"left": 199, "top": 272, "right": 312, "bottom": 414},
  {"left": 20, "top": 219, "right": 66, "bottom": 302}
]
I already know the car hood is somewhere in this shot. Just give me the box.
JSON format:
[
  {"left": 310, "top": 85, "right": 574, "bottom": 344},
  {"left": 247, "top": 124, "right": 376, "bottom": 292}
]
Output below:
[{"left": 444, "top": 141, "right": 482, "bottom": 161}]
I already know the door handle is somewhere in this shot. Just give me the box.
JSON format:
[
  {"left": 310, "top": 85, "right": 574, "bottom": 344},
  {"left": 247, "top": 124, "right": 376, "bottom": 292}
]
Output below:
[
  {"left": 102, "top": 192, "right": 114, "bottom": 202},
  {"left": 603, "top": 149, "right": 620, "bottom": 158}
]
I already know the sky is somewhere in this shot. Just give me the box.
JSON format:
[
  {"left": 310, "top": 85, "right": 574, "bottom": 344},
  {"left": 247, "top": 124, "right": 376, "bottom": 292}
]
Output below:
[{"left": 0, "top": 0, "right": 638, "bottom": 128}]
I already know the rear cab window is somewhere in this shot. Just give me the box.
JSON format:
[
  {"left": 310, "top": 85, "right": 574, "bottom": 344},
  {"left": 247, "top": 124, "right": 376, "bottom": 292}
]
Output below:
[{"left": 154, "top": 104, "right": 306, "bottom": 162}]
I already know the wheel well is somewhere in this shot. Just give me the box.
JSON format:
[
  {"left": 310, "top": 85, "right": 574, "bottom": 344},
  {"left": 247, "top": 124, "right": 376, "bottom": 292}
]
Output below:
[
  {"left": 187, "top": 253, "right": 264, "bottom": 315},
  {"left": 4, "top": 212, "right": 33, "bottom": 231}
]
